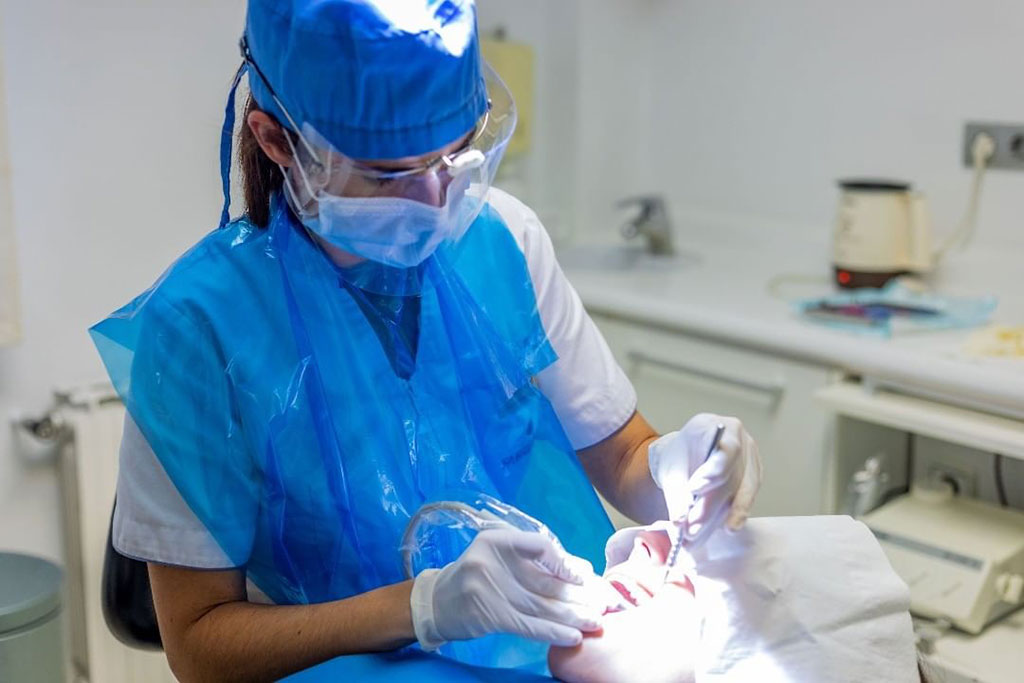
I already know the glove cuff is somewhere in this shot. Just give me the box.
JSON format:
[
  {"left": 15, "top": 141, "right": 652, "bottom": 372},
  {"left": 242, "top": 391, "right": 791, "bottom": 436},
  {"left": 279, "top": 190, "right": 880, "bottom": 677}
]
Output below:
[
  {"left": 410, "top": 568, "right": 445, "bottom": 651},
  {"left": 647, "top": 430, "right": 679, "bottom": 490}
]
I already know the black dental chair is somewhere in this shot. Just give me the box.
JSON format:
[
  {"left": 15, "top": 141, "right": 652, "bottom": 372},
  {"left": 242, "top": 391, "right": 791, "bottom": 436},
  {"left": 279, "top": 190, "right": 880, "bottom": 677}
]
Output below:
[{"left": 102, "top": 499, "right": 163, "bottom": 649}]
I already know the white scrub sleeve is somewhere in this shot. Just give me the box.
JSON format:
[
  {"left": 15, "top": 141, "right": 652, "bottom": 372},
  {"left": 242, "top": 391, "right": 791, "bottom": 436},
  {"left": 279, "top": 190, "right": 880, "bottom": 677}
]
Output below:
[{"left": 488, "top": 188, "right": 638, "bottom": 450}]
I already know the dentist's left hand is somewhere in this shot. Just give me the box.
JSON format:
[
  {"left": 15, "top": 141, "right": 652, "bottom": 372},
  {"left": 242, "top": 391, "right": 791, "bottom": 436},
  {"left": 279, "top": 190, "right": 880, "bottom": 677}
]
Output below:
[
  {"left": 409, "top": 528, "right": 603, "bottom": 650},
  {"left": 648, "top": 413, "right": 762, "bottom": 546}
]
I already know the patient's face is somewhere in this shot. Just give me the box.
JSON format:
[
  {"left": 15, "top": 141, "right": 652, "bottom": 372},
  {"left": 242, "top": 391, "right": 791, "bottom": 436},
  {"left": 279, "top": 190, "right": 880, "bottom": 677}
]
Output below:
[{"left": 548, "top": 529, "right": 700, "bottom": 683}]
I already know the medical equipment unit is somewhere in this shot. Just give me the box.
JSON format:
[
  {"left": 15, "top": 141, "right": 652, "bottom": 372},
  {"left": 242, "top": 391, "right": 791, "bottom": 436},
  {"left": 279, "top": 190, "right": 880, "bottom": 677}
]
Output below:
[{"left": 861, "top": 483, "right": 1024, "bottom": 634}]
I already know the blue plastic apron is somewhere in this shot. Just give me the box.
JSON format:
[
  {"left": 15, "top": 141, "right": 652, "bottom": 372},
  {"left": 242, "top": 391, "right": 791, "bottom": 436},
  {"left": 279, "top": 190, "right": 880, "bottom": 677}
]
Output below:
[{"left": 90, "top": 196, "right": 613, "bottom": 674}]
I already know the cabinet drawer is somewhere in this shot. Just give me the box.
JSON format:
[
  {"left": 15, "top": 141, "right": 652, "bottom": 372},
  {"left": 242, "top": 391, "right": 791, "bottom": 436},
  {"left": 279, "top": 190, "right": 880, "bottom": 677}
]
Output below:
[{"left": 591, "top": 313, "right": 835, "bottom": 517}]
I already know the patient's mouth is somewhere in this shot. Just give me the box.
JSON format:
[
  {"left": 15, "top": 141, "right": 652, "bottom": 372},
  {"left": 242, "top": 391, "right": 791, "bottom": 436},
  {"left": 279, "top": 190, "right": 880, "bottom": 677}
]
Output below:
[{"left": 607, "top": 579, "right": 637, "bottom": 611}]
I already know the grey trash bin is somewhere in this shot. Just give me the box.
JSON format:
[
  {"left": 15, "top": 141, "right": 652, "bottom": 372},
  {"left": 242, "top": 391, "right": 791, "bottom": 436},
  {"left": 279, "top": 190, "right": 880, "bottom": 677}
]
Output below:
[{"left": 0, "top": 552, "right": 65, "bottom": 683}]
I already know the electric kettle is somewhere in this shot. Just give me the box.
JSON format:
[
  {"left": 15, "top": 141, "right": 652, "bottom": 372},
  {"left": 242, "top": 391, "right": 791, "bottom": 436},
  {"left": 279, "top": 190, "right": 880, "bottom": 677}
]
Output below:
[{"left": 833, "top": 179, "right": 933, "bottom": 289}]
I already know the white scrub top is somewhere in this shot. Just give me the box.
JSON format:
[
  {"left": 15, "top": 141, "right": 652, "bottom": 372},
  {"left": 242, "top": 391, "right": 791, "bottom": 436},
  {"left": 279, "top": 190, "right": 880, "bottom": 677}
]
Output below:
[{"left": 113, "top": 188, "right": 637, "bottom": 573}]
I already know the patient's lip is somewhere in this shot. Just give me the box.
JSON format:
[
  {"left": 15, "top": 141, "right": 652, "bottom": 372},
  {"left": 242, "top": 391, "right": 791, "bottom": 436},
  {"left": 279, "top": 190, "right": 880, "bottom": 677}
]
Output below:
[{"left": 607, "top": 578, "right": 639, "bottom": 609}]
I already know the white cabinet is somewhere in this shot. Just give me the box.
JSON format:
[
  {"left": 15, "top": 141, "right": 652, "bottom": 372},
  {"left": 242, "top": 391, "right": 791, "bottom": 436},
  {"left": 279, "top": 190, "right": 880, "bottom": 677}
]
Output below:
[{"left": 591, "top": 313, "right": 836, "bottom": 517}]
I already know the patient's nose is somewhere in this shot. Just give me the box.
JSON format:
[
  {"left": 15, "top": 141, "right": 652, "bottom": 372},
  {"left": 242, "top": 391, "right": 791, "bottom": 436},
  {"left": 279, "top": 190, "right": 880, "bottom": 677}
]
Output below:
[{"left": 632, "top": 538, "right": 653, "bottom": 560}]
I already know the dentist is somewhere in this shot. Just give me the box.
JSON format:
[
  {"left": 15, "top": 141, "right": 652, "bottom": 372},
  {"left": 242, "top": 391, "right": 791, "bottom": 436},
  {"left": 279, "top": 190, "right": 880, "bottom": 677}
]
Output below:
[{"left": 90, "top": 1, "right": 761, "bottom": 679}]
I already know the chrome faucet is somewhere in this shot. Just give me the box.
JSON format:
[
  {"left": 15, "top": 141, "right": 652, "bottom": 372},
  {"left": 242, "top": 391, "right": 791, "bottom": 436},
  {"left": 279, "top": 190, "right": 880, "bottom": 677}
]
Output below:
[{"left": 617, "top": 196, "right": 674, "bottom": 256}]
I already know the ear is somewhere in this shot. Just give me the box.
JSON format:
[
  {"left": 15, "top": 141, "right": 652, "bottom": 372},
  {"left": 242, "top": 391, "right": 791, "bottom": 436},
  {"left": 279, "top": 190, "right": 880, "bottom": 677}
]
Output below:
[{"left": 247, "top": 109, "right": 294, "bottom": 167}]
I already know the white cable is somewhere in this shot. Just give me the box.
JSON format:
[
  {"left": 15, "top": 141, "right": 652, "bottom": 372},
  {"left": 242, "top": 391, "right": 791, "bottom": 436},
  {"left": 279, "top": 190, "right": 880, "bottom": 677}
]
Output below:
[{"left": 934, "top": 132, "right": 996, "bottom": 262}]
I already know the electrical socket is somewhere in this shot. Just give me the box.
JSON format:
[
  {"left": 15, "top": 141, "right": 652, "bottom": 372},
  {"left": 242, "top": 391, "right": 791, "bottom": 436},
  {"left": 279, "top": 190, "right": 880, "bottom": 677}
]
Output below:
[
  {"left": 963, "top": 121, "right": 1024, "bottom": 170},
  {"left": 926, "top": 464, "right": 975, "bottom": 497},
  {"left": 912, "top": 436, "right": 1001, "bottom": 504}
]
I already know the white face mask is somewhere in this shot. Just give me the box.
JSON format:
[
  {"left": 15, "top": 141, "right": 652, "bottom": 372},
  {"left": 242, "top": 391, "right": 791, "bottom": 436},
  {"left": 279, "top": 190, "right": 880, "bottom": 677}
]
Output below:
[
  {"left": 284, "top": 165, "right": 483, "bottom": 269},
  {"left": 268, "top": 61, "right": 516, "bottom": 269}
]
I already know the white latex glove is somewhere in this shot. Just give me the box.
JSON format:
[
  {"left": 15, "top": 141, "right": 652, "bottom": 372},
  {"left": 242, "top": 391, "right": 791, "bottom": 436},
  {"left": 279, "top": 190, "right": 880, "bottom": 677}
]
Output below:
[
  {"left": 648, "top": 413, "right": 762, "bottom": 546},
  {"left": 409, "top": 528, "right": 604, "bottom": 650}
]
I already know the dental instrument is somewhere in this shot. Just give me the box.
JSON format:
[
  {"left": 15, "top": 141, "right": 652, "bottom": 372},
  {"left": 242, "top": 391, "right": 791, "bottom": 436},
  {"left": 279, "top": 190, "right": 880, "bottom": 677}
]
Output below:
[{"left": 663, "top": 423, "right": 725, "bottom": 582}]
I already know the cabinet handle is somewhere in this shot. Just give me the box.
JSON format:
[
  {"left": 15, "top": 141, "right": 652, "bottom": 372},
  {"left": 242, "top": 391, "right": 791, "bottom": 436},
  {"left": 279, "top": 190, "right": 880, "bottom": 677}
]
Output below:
[{"left": 626, "top": 350, "right": 787, "bottom": 405}]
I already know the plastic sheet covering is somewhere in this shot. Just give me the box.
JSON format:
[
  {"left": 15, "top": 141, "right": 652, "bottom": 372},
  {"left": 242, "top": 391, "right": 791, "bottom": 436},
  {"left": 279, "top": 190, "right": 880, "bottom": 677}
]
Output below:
[
  {"left": 90, "top": 195, "right": 612, "bottom": 672},
  {"left": 796, "top": 280, "right": 997, "bottom": 337}
]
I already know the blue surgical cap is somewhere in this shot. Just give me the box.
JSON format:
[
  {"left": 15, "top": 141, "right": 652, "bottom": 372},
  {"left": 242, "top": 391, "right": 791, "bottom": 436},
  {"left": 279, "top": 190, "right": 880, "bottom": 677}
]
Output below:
[{"left": 244, "top": 0, "right": 489, "bottom": 160}]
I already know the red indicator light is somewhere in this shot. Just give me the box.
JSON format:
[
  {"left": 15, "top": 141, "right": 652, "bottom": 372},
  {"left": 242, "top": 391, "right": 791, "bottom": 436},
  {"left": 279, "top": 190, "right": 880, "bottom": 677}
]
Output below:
[{"left": 838, "top": 270, "right": 852, "bottom": 285}]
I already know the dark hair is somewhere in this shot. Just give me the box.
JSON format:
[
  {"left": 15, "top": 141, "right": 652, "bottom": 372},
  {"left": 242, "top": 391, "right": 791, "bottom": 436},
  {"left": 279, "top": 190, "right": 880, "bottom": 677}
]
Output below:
[{"left": 237, "top": 95, "right": 283, "bottom": 227}]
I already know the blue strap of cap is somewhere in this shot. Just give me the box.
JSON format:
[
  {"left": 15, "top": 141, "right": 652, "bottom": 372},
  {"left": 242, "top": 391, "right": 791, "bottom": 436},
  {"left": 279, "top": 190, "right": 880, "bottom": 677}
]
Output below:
[{"left": 218, "top": 62, "right": 247, "bottom": 229}]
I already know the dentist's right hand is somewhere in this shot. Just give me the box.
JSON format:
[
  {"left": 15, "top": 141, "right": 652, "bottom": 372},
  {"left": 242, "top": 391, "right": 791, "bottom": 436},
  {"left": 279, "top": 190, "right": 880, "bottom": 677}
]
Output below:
[{"left": 409, "top": 528, "right": 604, "bottom": 650}]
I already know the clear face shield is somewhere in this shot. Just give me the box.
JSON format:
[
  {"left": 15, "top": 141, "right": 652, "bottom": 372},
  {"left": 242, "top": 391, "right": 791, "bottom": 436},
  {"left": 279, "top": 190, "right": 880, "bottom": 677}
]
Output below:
[{"left": 270, "top": 64, "right": 516, "bottom": 268}]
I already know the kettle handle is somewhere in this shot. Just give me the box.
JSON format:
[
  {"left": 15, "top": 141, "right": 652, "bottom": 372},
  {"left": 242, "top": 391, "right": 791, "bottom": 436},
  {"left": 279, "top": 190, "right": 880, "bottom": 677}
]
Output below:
[{"left": 907, "top": 193, "right": 933, "bottom": 272}]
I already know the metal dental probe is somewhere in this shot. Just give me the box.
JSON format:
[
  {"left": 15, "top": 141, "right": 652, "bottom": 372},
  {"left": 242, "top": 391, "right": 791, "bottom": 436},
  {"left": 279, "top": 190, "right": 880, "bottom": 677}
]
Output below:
[{"left": 663, "top": 423, "right": 726, "bottom": 583}]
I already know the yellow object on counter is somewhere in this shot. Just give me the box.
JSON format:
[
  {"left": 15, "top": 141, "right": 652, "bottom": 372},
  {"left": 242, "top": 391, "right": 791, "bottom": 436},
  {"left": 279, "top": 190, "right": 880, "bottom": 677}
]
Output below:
[
  {"left": 480, "top": 36, "right": 533, "bottom": 159},
  {"left": 964, "top": 325, "right": 1024, "bottom": 358}
]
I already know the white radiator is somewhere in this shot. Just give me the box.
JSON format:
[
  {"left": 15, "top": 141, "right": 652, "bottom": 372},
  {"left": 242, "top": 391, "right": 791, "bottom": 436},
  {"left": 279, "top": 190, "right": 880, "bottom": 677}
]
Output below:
[{"left": 56, "top": 384, "right": 176, "bottom": 683}]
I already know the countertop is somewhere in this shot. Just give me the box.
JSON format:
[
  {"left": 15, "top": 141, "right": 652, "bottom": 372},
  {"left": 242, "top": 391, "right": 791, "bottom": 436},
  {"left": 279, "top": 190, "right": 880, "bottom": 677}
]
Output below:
[{"left": 559, "top": 227, "right": 1024, "bottom": 419}]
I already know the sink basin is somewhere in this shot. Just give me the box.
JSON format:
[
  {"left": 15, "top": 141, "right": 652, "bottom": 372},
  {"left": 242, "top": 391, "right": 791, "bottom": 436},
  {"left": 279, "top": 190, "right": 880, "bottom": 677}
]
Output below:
[{"left": 555, "top": 244, "right": 700, "bottom": 272}]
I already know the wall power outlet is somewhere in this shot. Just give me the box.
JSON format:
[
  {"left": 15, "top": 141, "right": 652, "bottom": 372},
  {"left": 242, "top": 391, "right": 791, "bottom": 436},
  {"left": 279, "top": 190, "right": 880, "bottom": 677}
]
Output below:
[
  {"left": 913, "top": 435, "right": 1003, "bottom": 506},
  {"left": 963, "top": 121, "right": 1024, "bottom": 170}
]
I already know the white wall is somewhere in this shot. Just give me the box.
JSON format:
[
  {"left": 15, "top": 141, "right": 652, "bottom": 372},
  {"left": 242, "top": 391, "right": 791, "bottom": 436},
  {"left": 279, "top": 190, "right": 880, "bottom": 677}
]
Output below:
[
  {"left": 0, "top": 9, "right": 18, "bottom": 347},
  {"left": 0, "top": 0, "right": 245, "bottom": 561},
  {"left": 572, "top": 1, "right": 664, "bottom": 244},
  {"left": 574, "top": 0, "right": 1024, "bottom": 250},
  {"left": 476, "top": 0, "right": 580, "bottom": 241}
]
